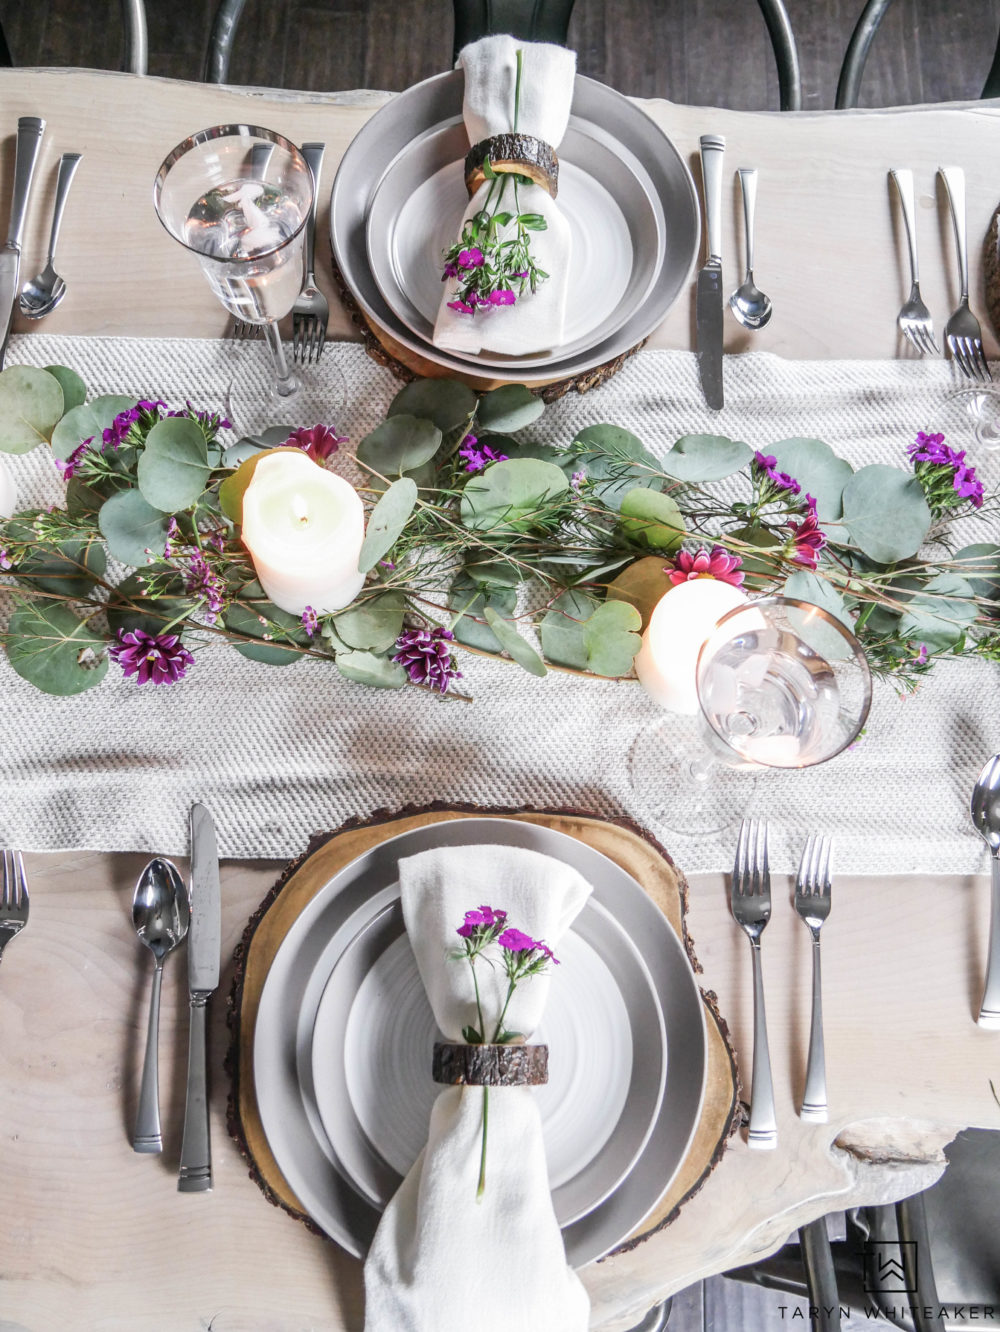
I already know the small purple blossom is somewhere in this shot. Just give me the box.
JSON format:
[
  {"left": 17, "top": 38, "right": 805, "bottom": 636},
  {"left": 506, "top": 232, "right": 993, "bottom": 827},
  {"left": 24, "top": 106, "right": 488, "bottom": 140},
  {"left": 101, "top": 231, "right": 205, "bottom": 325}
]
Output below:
[
  {"left": 753, "top": 450, "right": 801, "bottom": 498},
  {"left": 488, "top": 289, "right": 516, "bottom": 307},
  {"left": 458, "top": 247, "right": 485, "bottom": 269},
  {"left": 667, "top": 545, "right": 745, "bottom": 588},
  {"left": 497, "top": 927, "right": 537, "bottom": 953},
  {"left": 182, "top": 553, "right": 226, "bottom": 624},
  {"left": 787, "top": 511, "right": 827, "bottom": 570},
  {"left": 301, "top": 605, "right": 318, "bottom": 638},
  {"left": 459, "top": 435, "right": 508, "bottom": 472},
  {"left": 913, "top": 642, "right": 929, "bottom": 666},
  {"left": 497, "top": 928, "right": 560, "bottom": 965},
  {"left": 447, "top": 299, "right": 475, "bottom": 315},
  {"left": 907, "top": 430, "right": 985, "bottom": 509},
  {"left": 456, "top": 904, "right": 508, "bottom": 938},
  {"left": 0, "top": 549, "right": 11, "bottom": 571},
  {"left": 108, "top": 628, "right": 194, "bottom": 685},
  {"left": 284, "top": 424, "right": 347, "bottom": 464},
  {"left": 391, "top": 626, "right": 463, "bottom": 693},
  {"left": 56, "top": 441, "right": 89, "bottom": 480},
  {"left": 571, "top": 470, "right": 587, "bottom": 492}
]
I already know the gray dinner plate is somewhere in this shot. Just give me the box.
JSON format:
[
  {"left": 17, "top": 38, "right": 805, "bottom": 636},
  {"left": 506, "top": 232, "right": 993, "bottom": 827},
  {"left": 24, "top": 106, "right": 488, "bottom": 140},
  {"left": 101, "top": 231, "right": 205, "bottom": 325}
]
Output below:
[
  {"left": 253, "top": 816, "right": 708, "bottom": 1268},
  {"left": 310, "top": 892, "right": 666, "bottom": 1228},
  {"left": 365, "top": 117, "right": 664, "bottom": 369},
  {"left": 330, "top": 70, "right": 700, "bottom": 384}
]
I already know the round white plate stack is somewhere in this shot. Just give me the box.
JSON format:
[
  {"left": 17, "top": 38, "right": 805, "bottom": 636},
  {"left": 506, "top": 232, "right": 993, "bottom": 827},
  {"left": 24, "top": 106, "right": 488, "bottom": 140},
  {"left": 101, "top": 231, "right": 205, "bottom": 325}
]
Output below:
[{"left": 253, "top": 817, "right": 709, "bottom": 1268}]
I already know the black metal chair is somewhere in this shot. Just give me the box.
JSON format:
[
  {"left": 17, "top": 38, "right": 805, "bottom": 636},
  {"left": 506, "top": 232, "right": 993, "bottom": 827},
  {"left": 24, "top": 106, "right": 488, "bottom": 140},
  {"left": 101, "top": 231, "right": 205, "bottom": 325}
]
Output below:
[
  {"left": 837, "top": 0, "right": 1000, "bottom": 107},
  {"left": 204, "top": 0, "right": 802, "bottom": 111},
  {"left": 0, "top": 0, "right": 147, "bottom": 74}
]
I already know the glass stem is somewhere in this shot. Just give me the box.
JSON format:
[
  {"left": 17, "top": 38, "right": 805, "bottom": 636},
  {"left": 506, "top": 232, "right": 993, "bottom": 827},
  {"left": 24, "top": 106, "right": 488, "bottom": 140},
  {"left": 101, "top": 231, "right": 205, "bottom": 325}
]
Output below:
[
  {"left": 687, "top": 750, "right": 716, "bottom": 784},
  {"left": 263, "top": 321, "right": 298, "bottom": 399}
]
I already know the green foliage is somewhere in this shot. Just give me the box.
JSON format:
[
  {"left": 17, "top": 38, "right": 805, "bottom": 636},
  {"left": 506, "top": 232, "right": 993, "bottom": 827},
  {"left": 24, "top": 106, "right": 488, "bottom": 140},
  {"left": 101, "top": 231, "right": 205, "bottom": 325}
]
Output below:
[
  {"left": 356, "top": 415, "right": 443, "bottom": 478},
  {"left": 767, "top": 438, "right": 854, "bottom": 522},
  {"left": 223, "top": 585, "right": 310, "bottom": 665},
  {"left": 98, "top": 490, "right": 171, "bottom": 567},
  {"left": 661, "top": 434, "right": 753, "bottom": 482},
  {"left": 43, "top": 365, "right": 86, "bottom": 412},
  {"left": 606, "top": 556, "right": 675, "bottom": 630},
  {"left": 136, "top": 416, "right": 211, "bottom": 513},
  {"left": 540, "top": 590, "right": 642, "bottom": 676},
  {"left": 335, "top": 649, "right": 407, "bottom": 688},
  {"left": 618, "top": 487, "right": 685, "bottom": 551},
  {"left": 842, "top": 465, "right": 932, "bottom": 563},
  {"left": 952, "top": 544, "right": 1000, "bottom": 601},
  {"left": 449, "top": 570, "right": 517, "bottom": 652},
  {"left": 0, "top": 366, "right": 65, "bottom": 453},
  {"left": 783, "top": 571, "right": 856, "bottom": 660},
  {"left": 358, "top": 478, "right": 417, "bottom": 573},
  {"left": 483, "top": 607, "right": 547, "bottom": 676},
  {"left": 571, "top": 423, "right": 662, "bottom": 510},
  {"left": 8, "top": 520, "right": 106, "bottom": 597},
  {"left": 387, "top": 379, "right": 477, "bottom": 433},
  {"left": 475, "top": 385, "right": 544, "bottom": 433},
  {"left": 6, "top": 602, "right": 108, "bottom": 695},
  {"left": 333, "top": 592, "right": 406, "bottom": 652},
  {"left": 460, "top": 458, "right": 568, "bottom": 532},
  {"left": 50, "top": 394, "right": 136, "bottom": 460},
  {"left": 896, "top": 573, "right": 979, "bottom": 650},
  {"left": 107, "top": 568, "right": 194, "bottom": 639}
]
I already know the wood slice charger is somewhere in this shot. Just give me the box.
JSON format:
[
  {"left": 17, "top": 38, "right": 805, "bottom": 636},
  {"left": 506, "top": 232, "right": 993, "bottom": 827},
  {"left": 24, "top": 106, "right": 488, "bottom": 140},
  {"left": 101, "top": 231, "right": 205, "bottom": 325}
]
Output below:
[{"left": 226, "top": 803, "right": 740, "bottom": 1261}]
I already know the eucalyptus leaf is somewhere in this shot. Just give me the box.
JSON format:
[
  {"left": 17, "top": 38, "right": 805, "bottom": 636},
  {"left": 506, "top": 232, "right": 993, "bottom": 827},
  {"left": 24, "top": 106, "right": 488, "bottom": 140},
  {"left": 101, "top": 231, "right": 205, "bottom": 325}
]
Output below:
[
  {"left": 107, "top": 567, "right": 194, "bottom": 639},
  {"left": 662, "top": 434, "right": 753, "bottom": 482},
  {"left": 540, "top": 590, "right": 641, "bottom": 676},
  {"left": 357, "top": 415, "right": 443, "bottom": 479},
  {"left": 897, "top": 573, "right": 979, "bottom": 650},
  {"left": 136, "top": 416, "right": 211, "bottom": 512},
  {"left": 475, "top": 384, "right": 544, "bottom": 433},
  {"left": 619, "top": 486, "right": 685, "bottom": 551},
  {"left": 98, "top": 489, "right": 171, "bottom": 567},
  {"left": 460, "top": 557, "right": 522, "bottom": 589},
  {"left": 65, "top": 475, "right": 107, "bottom": 517},
  {"left": 952, "top": 543, "right": 1000, "bottom": 600},
  {"left": 450, "top": 571, "right": 517, "bottom": 651},
  {"left": 358, "top": 477, "right": 417, "bottom": 573},
  {"left": 6, "top": 602, "right": 108, "bottom": 695},
  {"left": 606, "top": 556, "right": 675, "bottom": 630},
  {"left": 335, "top": 649, "right": 408, "bottom": 688},
  {"left": 387, "top": 379, "right": 478, "bottom": 433},
  {"left": 43, "top": 365, "right": 86, "bottom": 412},
  {"left": 842, "top": 465, "right": 931, "bottom": 563},
  {"left": 333, "top": 592, "right": 406, "bottom": 652},
  {"left": 0, "top": 365, "right": 65, "bottom": 453},
  {"left": 224, "top": 591, "right": 309, "bottom": 665},
  {"left": 483, "top": 607, "right": 547, "bottom": 676},
  {"left": 13, "top": 527, "right": 107, "bottom": 597},
  {"left": 767, "top": 438, "right": 854, "bottom": 522},
  {"left": 222, "top": 438, "right": 273, "bottom": 467},
  {"left": 783, "top": 570, "right": 856, "bottom": 661},
  {"left": 460, "top": 458, "right": 568, "bottom": 533},
  {"left": 50, "top": 394, "right": 136, "bottom": 461},
  {"left": 572, "top": 423, "right": 662, "bottom": 509},
  {"left": 218, "top": 447, "right": 284, "bottom": 524}
]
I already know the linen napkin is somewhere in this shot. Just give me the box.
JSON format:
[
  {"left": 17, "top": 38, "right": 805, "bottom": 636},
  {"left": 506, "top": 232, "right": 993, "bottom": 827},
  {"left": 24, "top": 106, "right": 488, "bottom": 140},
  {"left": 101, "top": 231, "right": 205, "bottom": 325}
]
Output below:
[
  {"left": 432, "top": 35, "right": 576, "bottom": 356},
  {"left": 363, "top": 842, "right": 592, "bottom": 1332}
]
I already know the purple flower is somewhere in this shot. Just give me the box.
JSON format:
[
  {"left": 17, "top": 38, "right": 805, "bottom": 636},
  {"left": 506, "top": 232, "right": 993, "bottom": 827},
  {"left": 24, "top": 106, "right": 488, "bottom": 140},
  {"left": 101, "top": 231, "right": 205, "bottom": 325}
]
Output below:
[
  {"left": 458, "top": 247, "right": 485, "bottom": 269},
  {"left": 908, "top": 431, "right": 948, "bottom": 463},
  {"left": 571, "top": 470, "right": 587, "bottom": 492},
  {"left": 391, "top": 626, "right": 463, "bottom": 693},
  {"left": 907, "top": 431, "right": 985, "bottom": 509},
  {"left": 182, "top": 553, "right": 226, "bottom": 624},
  {"left": 497, "top": 927, "right": 537, "bottom": 953},
  {"left": 442, "top": 261, "right": 460, "bottom": 280},
  {"left": 456, "top": 904, "right": 508, "bottom": 938},
  {"left": 459, "top": 435, "right": 508, "bottom": 473},
  {"left": 753, "top": 450, "right": 801, "bottom": 498},
  {"left": 913, "top": 642, "right": 929, "bottom": 666},
  {"left": 667, "top": 545, "right": 745, "bottom": 588},
  {"left": 447, "top": 299, "right": 475, "bottom": 315},
  {"left": 108, "top": 628, "right": 194, "bottom": 685},
  {"left": 163, "top": 517, "right": 180, "bottom": 559},
  {"left": 787, "top": 511, "right": 827, "bottom": 570},
  {"left": 301, "top": 605, "right": 318, "bottom": 638},
  {"left": 284, "top": 424, "right": 346, "bottom": 464},
  {"left": 488, "top": 289, "right": 516, "bottom": 307},
  {"left": 167, "top": 402, "right": 232, "bottom": 431},
  {"left": 0, "top": 549, "right": 11, "bottom": 571},
  {"left": 953, "top": 459, "right": 985, "bottom": 508},
  {"left": 56, "top": 442, "right": 90, "bottom": 480}
]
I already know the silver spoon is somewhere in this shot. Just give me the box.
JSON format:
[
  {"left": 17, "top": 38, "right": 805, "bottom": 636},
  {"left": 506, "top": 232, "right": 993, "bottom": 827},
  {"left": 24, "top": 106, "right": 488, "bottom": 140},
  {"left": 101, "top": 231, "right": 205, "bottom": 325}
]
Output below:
[
  {"left": 132, "top": 857, "right": 190, "bottom": 1153},
  {"left": 19, "top": 152, "right": 82, "bottom": 320},
  {"left": 972, "top": 755, "right": 1000, "bottom": 1029},
  {"left": 729, "top": 167, "right": 772, "bottom": 330}
]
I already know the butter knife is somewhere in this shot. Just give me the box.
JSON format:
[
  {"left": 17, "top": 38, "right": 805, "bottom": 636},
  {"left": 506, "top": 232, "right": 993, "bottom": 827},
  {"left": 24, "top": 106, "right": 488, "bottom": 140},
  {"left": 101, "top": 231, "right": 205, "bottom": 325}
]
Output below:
[
  {"left": 696, "top": 133, "right": 726, "bottom": 411},
  {"left": 178, "top": 802, "right": 221, "bottom": 1192},
  {"left": 0, "top": 116, "right": 46, "bottom": 370}
]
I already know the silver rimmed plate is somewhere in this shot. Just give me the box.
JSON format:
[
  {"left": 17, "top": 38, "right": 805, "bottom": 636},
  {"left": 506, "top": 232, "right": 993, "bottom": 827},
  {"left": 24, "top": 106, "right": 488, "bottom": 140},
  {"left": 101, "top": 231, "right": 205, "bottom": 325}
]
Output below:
[
  {"left": 253, "top": 816, "right": 707, "bottom": 1268},
  {"left": 365, "top": 117, "right": 664, "bottom": 369},
  {"left": 310, "top": 893, "right": 666, "bottom": 1227},
  {"left": 331, "top": 70, "right": 699, "bottom": 384}
]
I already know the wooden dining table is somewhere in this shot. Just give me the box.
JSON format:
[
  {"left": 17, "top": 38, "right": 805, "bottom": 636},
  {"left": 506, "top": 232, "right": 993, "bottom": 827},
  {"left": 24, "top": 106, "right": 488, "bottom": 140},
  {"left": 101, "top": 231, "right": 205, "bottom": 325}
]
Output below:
[{"left": 1, "top": 67, "right": 999, "bottom": 1331}]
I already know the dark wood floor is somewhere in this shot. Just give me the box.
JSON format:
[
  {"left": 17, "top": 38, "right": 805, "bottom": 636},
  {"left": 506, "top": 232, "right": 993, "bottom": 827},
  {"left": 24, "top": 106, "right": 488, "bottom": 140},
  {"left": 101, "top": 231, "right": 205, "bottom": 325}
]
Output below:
[{"left": 1, "top": 0, "right": 998, "bottom": 111}]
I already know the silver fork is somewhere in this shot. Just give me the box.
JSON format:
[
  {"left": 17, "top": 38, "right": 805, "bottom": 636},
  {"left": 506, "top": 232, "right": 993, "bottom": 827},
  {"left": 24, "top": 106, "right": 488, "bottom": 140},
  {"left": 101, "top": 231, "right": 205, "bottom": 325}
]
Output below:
[
  {"left": 795, "top": 834, "right": 832, "bottom": 1123},
  {"left": 0, "top": 850, "right": 29, "bottom": 964},
  {"left": 229, "top": 142, "right": 275, "bottom": 343},
  {"left": 730, "top": 817, "right": 777, "bottom": 1150},
  {"left": 939, "top": 166, "right": 992, "bottom": 382},
  {"left": 889, "top": 168, "right": 938, "bottom": 355},
  {"left": 291, "top": 143, "right": 329, "bottom": 365}
]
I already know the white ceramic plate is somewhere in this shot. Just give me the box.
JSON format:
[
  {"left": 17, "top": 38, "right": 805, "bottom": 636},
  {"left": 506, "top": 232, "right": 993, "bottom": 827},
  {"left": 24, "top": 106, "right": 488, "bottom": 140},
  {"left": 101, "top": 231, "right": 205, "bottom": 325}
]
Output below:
[
  {"left": 310, "top": 892, "right": 666, "bottom": 1227},
  {"left": 365, "top": 117, "right": 664, "bottom": 369},
  {"left": 253, "top": 816, "right": 707, "bottom": 1268}
]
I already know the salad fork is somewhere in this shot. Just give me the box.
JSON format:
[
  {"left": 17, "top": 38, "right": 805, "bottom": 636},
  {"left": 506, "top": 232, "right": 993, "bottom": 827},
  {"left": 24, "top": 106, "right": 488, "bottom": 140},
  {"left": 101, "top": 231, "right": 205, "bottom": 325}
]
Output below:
[
  {"left": 0, "top": 849, "right": 29, "bottom": 964},
  {"left": 730, "top": 818, "right": 777, "bottom": 1149},
  {"left": 795, "top": 834, "right": 832, "bottom": 1122},
  {"left": 939, "top": 166, "right": 992, "bottom": 382},
  {"left": 291, "top": 143, "right": 329, "bottom": 365},
  {"left": 889, "top": 169, "right": 938, "bottom": 355}
]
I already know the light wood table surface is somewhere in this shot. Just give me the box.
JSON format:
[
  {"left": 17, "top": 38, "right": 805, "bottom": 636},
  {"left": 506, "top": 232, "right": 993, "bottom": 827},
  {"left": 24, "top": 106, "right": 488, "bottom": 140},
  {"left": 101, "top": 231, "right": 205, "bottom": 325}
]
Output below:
[
  {"left": 0, "top": 851, "right": 993, "bottom": 1330},
  {"left": 0, "top": 67, "right": 997, "bottom": 1330}
]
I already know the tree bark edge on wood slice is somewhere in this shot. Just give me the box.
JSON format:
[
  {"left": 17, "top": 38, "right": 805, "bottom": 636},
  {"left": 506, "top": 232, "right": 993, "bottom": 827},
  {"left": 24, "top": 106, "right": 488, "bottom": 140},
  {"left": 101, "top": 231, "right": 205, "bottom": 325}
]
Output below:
[{"left": 433, "top": 1040, "right": 549, "bottom": 1086}]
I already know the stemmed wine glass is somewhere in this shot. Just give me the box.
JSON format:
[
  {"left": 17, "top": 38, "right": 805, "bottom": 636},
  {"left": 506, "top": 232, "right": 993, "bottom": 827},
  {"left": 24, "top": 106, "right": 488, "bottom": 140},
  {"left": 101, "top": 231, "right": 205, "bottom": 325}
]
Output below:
[
  {"left": 630, "top": 596, "right": 873, "bottom": 837},
  {"left": 153, "top": 124, "right": 345, "bottom": 434}
]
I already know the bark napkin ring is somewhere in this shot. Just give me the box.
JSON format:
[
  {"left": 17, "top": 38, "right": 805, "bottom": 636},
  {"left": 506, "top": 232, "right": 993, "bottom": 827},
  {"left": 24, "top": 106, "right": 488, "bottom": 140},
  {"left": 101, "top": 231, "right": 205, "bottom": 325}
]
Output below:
[
  {"left": 464, "top": 134, "right": 559, "bottom": 200},
  {"left": 432, "top": 1040, "right": 549, "bottom": 1086}
]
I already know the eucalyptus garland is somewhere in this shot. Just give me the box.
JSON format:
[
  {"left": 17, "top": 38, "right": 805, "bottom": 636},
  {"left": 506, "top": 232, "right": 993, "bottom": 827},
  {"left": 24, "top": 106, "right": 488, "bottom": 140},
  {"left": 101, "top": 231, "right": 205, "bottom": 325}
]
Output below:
[{"left": 0, "top": 362, "right": 996, "bottom": 700}]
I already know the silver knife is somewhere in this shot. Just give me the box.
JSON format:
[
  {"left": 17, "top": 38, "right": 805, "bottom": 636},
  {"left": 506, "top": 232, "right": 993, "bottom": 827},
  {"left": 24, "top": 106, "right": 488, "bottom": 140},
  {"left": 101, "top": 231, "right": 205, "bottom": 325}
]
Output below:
[
  {"left": 0, "top": 116, "right": 46, "bottom": 371},
  {"left": 696, "top": 133, "right": 726, "bottom": 411},
  {"left": 178, "top": 802, "right": 221, "bottom": 1192}
]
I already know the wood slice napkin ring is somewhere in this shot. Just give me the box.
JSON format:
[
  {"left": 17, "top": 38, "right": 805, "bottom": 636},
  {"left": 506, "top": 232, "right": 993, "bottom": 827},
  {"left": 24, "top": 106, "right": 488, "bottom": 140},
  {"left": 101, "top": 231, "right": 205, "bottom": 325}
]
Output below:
[
  {"left": 464, "top": 134, "right": 559, "bottom": 200},
  {"left": 432, "top": 1040, "right": 549, "bottom": 1086}
]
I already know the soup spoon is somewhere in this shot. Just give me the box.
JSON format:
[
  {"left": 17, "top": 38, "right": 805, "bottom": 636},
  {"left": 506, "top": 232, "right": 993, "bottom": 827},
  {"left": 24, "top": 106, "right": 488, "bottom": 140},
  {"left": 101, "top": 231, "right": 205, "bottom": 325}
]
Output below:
[{"left": 729, "top": 167, "right": 772, "bottom": 330}]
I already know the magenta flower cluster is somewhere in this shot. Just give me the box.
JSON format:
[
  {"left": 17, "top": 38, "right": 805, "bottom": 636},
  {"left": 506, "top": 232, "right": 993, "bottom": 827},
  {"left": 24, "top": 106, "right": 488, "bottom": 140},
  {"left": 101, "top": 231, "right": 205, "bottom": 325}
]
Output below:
[
  {"left": 455, "top": 905, "right": 558, "bottom": 964},
  {"left": 182, "top": 553, "right": 226, "bottom": 625},
  {"left": 753, "top": 450, "right": 802, "bottom": 499},
  {"left": 458, "top": 434, "right": 508, "bottom": 473},
  {"left": 283, "top": 424, "right": 347, "bottom": 464},
  {"left": 457, "top": 904, "right": 507, "bottom": 938},
  {"left": 391, "top": 626, "right": 463, "bottom": 693},
  {"left": 907, "top": 431, "right": 984, "bottom": 508},
  {"left": 443, "top": 247, "right": 485, "bottom": 280},
  {"left": 667, "top": 545, "right": 745, "bottom": 588},
  {"left": 447, "top": 288, "right": 516, "bottom": 316},
  {"left": 108, "top": 628, "right": 194, "bottom": 685}
]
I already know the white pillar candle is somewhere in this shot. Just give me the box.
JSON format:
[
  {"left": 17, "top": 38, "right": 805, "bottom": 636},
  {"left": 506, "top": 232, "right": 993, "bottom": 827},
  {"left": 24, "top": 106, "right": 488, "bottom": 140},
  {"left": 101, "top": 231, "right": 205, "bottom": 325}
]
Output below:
[
  {"left": 0, "top": 458, "right": 16, "bottom": 518},
  {"left": 634, "top": 577, "right": 749, "bottom": 714},
  {"left": 240, "top": 451, "right": 365, "bottom": 615}
]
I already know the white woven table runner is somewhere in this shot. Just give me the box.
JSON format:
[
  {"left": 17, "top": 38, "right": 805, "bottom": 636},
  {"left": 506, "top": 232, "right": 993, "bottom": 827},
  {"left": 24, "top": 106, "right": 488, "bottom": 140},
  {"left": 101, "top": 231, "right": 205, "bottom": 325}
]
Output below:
[{"left": 1, "top": 333, "right": 998, "bottom": 876}]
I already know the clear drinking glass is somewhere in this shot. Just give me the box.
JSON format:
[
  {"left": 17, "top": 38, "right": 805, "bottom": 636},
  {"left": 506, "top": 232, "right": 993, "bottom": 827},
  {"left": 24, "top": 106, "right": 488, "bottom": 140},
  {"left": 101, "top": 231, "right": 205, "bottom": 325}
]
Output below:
[
  {"left": 630, "top": 596, "right": 872, "bottom": 837},
  {"left": 946, "top": 384, "right": 1000, "bottom": 451},
  {"left": 153, "top": 125, "right": 343, "bottom": 432}
]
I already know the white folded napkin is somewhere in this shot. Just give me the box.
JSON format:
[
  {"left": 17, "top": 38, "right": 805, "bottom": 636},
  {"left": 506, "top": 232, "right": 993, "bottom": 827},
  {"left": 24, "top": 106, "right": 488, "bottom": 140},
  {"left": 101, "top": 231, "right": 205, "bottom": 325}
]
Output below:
[
  {"left": 363, "top": 842, "right": 592, "bottom": 1332},
  {"left": 433, "top": 35, "right": 576, "bottom": 357}
]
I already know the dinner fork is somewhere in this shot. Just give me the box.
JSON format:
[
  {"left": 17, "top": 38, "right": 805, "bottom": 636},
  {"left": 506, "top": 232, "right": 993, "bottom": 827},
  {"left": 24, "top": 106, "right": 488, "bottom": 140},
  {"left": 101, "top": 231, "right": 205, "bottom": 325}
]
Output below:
[
  {"left": 730, "top": 818, "right": 777, "bottom": 1150},
  {"left": 939, "top": 166, "right": 992, "bottom": 382},
  {"left": 795, "top": 834, "right": 832, "bottom": 1123},
  {"left": 889, "top": 169, "right": 938, "bottom": 355},
  {"left": 0, "top": 850, "right": 29, "bottom": 964},
  {"left": 228, "top": 142, "right": 275, "bottom": 343},
  {"left": 291, "top": 143, "right": 329, "bottom": 365}
]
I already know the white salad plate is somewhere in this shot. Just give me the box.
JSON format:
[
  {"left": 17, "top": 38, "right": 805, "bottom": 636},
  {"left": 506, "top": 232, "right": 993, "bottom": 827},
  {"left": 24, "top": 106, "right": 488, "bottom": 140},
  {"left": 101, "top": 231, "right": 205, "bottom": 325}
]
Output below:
[
  {"left": 330, "top": 69, "right": 700, "bottom": 384},
  {"left": 364, "top": 116, "right": 664, "bottom": 369},
  {"left": 309, "top": 892, "right": 667, "bottom": 1227},
  {"left": 253, "top": 816, "right": 708, "bottom": 1268}
]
